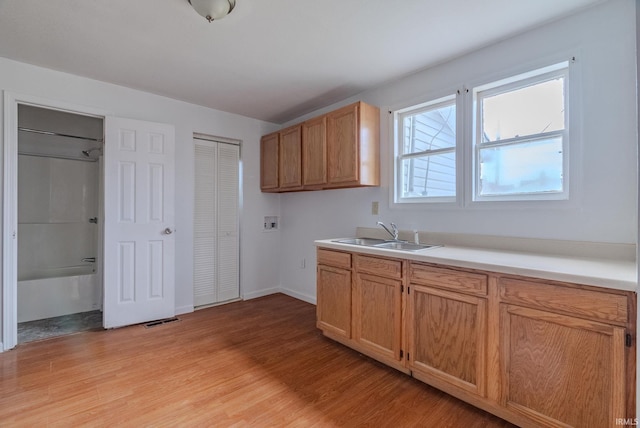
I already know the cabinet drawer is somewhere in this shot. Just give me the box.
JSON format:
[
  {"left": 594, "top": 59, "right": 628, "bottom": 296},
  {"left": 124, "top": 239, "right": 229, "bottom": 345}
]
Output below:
[
  {"left": 499, "top": 277, "right": 629, "bottom": 325},
  {"left": 317, "top": 248, "right": 351, "bottom": 269},
  {"left": 409, "top": 263, "right": 487, "bottom": 296},
  {"left": 355, "top": 254, "right": 402, "bottom": 279}
]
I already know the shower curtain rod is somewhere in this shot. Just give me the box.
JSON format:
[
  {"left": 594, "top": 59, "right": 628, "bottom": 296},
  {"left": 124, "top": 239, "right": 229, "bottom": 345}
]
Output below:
[
  {"left": 18, "top": 127, "right": 103, "bottom": 143},
  {"left": 17, "top": 151, "right": 100, "bottom": 163}
]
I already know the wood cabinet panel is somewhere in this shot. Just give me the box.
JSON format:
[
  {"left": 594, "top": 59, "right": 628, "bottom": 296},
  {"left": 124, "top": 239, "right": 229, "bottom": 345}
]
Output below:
[
  {"left": 260, "top": 132, "right": 279, "bottom": 191},
  {"left": 355, "top": 254, "right": 402, "bottom": 279},
  {"left": 353, "top": 272, "right": 403, "bottom": 361},
  {"left": 410, "top": 263, "right": 488, "bottom": 296},
  {"left": 278, "top": 125, "right": 302, "bottom": 189},
  {"left": 317, "top": 248, "right": 351, "bottom": 269},
  {"left": 316, "top": 247, "right": 635, "bottom": 428},
  {"left": 327, "top": 103, "right": 359, "bottom": 185},
  {"left": 408, "top": 284, "right": 487, "bottom": 396},
  {"left": 302, "top": 116, "right": 327, "bottom": 187},
  {"left": 499, "top": 277, "right": 628, "bottom": 326},
  {"left": 500, "top": 304, "right": 626, "bottom": 427},
  {"left": 260, "top": 101, "right": 379, "bottom": 192},
  {"left": 316, "top": 264, "right": 352, "bottom": 339}
]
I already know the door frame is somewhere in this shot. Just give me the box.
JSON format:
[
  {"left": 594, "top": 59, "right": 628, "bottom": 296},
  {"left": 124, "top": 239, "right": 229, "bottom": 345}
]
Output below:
[{"left": 2, "top": 91, "right": 108, "bottom": 351}]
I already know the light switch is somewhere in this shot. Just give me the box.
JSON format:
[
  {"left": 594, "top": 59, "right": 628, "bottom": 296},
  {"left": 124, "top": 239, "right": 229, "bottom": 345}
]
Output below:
[{"left": 372, "top": 201, "right": 379, "bottom": 215}]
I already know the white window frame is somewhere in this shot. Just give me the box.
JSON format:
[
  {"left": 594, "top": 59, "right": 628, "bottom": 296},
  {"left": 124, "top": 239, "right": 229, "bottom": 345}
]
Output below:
[
  {"left": 393, "top": 93, "right": 460, "bottom": 205},
  {"left": 472, "top": 62, "right": 570, "bottom": 202}
]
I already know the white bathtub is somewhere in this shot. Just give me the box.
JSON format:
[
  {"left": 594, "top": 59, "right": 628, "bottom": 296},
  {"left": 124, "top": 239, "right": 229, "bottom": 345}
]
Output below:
[{"left": 18, "top": 270, "right": 101, "bottom": 323}]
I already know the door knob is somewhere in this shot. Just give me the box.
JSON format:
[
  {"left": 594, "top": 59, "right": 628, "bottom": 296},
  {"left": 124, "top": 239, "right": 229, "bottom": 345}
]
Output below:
[{"left": 163, "top": 228, "right": 173, "bottom": 235}]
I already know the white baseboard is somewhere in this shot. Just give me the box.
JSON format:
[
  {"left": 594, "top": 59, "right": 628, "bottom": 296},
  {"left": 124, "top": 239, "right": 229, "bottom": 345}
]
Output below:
[
  {"left": 242, "top": 287, "right": 282, "bottom": 301},
  {"left": 280, "top": 287, "right": 316, "bottom": 305},
  {"left": 175, "top": 305, "right": 194, "bottom": 315},
  {"left": 243, "top": 287, "right": 316, "bottom": 305}
]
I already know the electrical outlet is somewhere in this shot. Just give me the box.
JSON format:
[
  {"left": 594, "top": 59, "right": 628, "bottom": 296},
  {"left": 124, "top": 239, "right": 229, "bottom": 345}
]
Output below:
[
  {"left": 300, "top": 258, "right": 306, "bottom": 269},
  {"left": 372, "top": 201, "right": 379, "bottom": 215}
]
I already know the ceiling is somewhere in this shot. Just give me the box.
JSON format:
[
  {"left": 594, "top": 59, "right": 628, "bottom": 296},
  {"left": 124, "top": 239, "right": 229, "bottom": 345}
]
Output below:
[{"left": 0, "top": 0, "right": 604, "bottom": 124}]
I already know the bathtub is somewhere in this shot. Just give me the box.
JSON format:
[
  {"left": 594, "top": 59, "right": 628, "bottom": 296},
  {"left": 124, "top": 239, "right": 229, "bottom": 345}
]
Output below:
[{"left": 18, "top": 268, "right": 101, "bottom": 323}]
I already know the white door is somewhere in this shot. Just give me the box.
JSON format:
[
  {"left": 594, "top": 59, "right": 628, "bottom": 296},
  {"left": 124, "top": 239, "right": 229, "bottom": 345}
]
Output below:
[
  {"left": 193, "top": 139, "right": 239, "bottom": 306},
  {"left": 103, "top": 117, "right": 175, "bottom": 328}
]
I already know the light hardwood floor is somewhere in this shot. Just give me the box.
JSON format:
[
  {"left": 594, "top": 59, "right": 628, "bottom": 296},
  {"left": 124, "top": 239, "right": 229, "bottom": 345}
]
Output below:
[{"left": 0, "top": 294, "right": 516, "bottom": 427}]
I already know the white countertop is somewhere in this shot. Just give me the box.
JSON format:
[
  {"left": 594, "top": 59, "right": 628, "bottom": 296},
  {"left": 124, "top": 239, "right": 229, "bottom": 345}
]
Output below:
[{"left": 315, "top": 238, "right": 637, "bottom": 292}]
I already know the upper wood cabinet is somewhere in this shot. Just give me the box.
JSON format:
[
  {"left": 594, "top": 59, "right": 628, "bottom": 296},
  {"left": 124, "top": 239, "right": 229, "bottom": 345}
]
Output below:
[
  {"left": 326, "top": 102, "right": 379, "bottom": 188},
  {"left": 302, "top": 115, "right": 327, "bottom": 187},
  {"left": 260, "top": 101, "right": 380, "bottom": 193},
  {"left": 278, "top": 125, "right": 302, "bottom": 190},
  {"left": 260, "top": 132, "right": 279, "bottom": 192}
]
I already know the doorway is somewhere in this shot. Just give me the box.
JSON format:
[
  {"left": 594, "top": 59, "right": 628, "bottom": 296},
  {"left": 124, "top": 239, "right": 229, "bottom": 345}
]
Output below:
[
  {"left": 3, "top": 92, "right": 176, "bottom": 351},
  {"left": 16, "top": 104, "right": 104, "bottom": 343}
]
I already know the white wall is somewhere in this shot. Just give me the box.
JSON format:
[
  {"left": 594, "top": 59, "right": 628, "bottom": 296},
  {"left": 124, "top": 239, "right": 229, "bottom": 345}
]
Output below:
[
  {"left": 278, "top": 0, "right": 638, "bottom": 303},
  {"left": 0, "top": 56, "right": 282, "bottom": 337}
]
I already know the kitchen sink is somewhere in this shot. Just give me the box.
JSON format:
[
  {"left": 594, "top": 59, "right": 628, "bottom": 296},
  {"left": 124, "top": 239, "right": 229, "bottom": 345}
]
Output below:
[
  {"left": 373, "top": 241, "right": 440, "bottom": 252},
  {"left": 333, "top": 238, "right": 440, "bottom": 252},
  {"left": 333, "top": 238, "right": 387, "bottom": 246}
]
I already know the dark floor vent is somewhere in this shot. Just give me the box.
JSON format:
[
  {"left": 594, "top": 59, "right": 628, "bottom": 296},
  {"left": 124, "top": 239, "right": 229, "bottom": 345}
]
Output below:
[{"left": 144, "top": 317, "right": 180, "bottom": 328}]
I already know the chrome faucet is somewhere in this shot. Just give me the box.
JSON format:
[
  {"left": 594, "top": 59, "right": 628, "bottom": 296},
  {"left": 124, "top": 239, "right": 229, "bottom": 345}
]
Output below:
[{"left": 377, "top": 221, "right": 399, "bottom": 241}]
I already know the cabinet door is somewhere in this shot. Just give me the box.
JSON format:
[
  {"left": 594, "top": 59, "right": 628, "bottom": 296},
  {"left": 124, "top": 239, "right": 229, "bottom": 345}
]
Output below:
[
  {"left": 260, "top": 132, "right": 279, "bottom": 191},
  {"left": 500, "top": 304, "right": 626, "bottom": 428},
  {"left": 353, "top": 272, "right": 403, "bottom": 361},
  {"left": 278, "top": 125, "right": 302, "bottom": 189},
  {"left": 408, "top": 284, "right": 487, "bottom": 396},
  {"left": 317, "top": 264, "right": 352, "bottom": 339},
  {"left": 302, "top": 116, "right": 327, "bottom": 187},
  {"left": 327, "top": 103, "right": 359, "bottom": 185}
]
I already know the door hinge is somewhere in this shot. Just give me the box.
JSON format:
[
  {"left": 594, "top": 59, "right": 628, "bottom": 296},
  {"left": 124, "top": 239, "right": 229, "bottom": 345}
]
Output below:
[
  {"left": 400, "top": 350, "right": 403, "bottom": 358},
  {"left": 407, "top": 286, "right": 410, "bottom": 295},
  {"left": 407, "top": 352, "right": 410, "bottom": 361},
  {"left": 626, "top": 333, "right": 634, "bottom": 347},
  {"left": 401, "top": 285, "right": 404, "bottom": 293}
]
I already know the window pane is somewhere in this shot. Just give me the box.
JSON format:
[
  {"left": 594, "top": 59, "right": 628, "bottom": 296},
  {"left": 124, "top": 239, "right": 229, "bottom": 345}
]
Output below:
[
  {"left": 482, "top": 77, "right": 564, "bottom": 142},
  {"left": 401, "top": 153, "right": 455, "bottom": 199},
  {"left": 402, "top": 103, "right": 456, "bottom": 154},
  {"left": 478, "top": 137, "right": 563, "bottom": 196}
]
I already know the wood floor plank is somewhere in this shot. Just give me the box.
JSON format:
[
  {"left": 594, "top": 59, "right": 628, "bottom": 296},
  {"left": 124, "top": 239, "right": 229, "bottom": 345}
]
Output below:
[{"left": 0, "top": 294, "right": 515, "bottom": 427}]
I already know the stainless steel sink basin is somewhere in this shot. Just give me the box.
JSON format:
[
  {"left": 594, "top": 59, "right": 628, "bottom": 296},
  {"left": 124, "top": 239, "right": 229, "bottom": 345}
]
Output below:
[
  {"left": 333, "top": 238, "right": 387, "bottom": 246},
  {"left": 333, "top": 237, "right": 440, "bottom": 252},
  {"left": 373, "top": 242, "right": 440, "bottom": 252}
]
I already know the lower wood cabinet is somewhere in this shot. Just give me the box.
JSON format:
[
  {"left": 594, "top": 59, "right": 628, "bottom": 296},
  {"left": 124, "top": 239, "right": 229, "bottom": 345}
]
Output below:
[
  {"left": 500, "top": 304, "right": 627, "bottom": 428},
  {"left": 407, "top": 284, "right": 487, "bottom": 396},
  {"left": 353, "top": 272, "right": 403, "bottom": 361},
  {"left": 316, "top": 249, "right": 352, "bottom": 339},
  {"left": 316, "top": 247, "right": 636, "bottom": 428}
]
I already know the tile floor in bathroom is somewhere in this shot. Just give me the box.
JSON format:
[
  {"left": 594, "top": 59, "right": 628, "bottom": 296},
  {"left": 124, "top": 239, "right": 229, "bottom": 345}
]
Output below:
[{"left": 18, "top": 310, "right": 103, "bottom": 343}]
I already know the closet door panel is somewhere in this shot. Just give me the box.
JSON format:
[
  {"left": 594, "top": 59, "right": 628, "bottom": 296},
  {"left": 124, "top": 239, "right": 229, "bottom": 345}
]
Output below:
[
  {"left": 193, "top": 143, "right": 217, "bottom": 306},
  {"left": 193, "top": 140, "right": 240, "bottom": 306},
  {"left": 216, "top": 143, "right": 240, "bottom": 302}
]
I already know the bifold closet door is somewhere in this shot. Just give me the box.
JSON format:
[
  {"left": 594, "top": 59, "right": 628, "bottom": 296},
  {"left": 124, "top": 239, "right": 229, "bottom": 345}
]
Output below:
[{"left": 193, "top": 140, "right": 239, "bottom": 306}]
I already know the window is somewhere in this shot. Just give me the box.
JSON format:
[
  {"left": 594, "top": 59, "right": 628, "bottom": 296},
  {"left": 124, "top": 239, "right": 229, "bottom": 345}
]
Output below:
[
  {"left": 392, "top": 60, "right": 570, "bottom": 206},
  {"left": 474, "top": 63, "right": 568, "bottom": 200},
  {"left": 395, "top": 95, "right": 457, "bottom": 203}
]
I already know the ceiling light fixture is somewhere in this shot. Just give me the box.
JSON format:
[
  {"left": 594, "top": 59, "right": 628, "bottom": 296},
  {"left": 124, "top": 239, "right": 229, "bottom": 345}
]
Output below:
[{"left": 188, "top": 0, "right": 236, "bottom": 22}]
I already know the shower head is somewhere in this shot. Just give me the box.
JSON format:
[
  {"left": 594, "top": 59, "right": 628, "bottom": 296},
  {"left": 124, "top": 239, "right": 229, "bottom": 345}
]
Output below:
[{"left": 82, "top": 148, "right": 102, "bottom": 158}]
